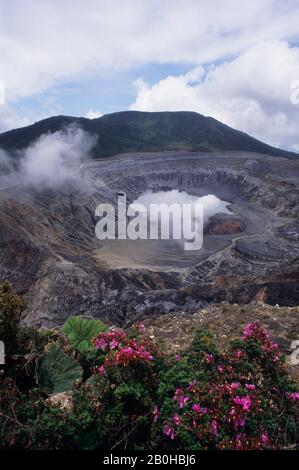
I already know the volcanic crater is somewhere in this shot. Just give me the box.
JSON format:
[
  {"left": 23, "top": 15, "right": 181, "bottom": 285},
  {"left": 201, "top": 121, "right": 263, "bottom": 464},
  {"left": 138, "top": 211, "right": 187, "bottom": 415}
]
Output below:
[{"left": 1, "top": 148, "right": 298, "bottom": 327}]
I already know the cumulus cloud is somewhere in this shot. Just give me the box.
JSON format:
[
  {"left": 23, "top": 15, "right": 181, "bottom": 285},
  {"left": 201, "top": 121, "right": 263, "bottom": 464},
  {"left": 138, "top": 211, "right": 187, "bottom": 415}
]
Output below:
[
  {"left": 1, "top": 1, "right": 299, "bottom": 101},
  {"left": 0, "top": 105, "right": 30, "bottom": 133},
  {"left": 1, "top": 1, "right": 299, "bottom": 149},
  {"left": 85, "top": 110, "right": 103, "bottom": 119},
  {"left": 130, "top": 41, "right": 299, "bottom": 150}
]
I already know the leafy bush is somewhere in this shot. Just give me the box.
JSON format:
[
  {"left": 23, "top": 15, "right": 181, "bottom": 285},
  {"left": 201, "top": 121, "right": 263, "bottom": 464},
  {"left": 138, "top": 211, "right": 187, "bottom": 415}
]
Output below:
[
  {"left": 36, "top": 342, "right": 83, "bottom": 394},
  {"left": 0, "top": 281, "right": 26, "bottom": 358},
  {"left": 0, "top": 284, "right": 298, "bottom": 451},
  {"left": 62, "top": 316, "right": 108, "bottom": 354},
  {"left": 153, "top": 322, "right": 298, "bottom": 450}
]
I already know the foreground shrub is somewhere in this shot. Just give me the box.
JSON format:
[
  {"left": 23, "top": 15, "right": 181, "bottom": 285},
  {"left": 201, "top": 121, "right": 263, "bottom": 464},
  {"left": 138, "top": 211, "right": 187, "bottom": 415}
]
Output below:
[
  {"left": 0, "top": 299, "right": 298, "bottom": 450},
  {"left": 62, "top": 316, "right": 108, "bottom": 354},
  {"left": 153, "top": 322, "right": 298, "bottom": 450},
  {"left": 36, "top": 342, "right": 83, "bottom": 394}
]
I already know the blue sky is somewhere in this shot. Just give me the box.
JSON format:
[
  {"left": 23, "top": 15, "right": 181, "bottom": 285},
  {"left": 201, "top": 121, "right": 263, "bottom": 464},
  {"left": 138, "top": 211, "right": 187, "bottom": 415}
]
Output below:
[
  {"left": 1, "top": 0, "right": 299, "bottom": 150},
  {"left": 16, "top": 62, "right": 196, "bottom": 119}
]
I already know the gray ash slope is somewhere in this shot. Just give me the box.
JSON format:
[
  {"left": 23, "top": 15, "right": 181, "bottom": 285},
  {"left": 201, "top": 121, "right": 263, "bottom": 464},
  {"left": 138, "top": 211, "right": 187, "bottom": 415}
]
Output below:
[{"left": 0, "top": 111, "right": 298, "bottom": 327}]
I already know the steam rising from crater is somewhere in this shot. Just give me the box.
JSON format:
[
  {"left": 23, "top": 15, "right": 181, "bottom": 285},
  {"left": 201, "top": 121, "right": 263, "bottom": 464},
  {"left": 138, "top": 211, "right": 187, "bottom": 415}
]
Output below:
[
  {"left": 134, "top": 190, "right": 232, "bottom": 227},
  {"left": 0, "top": 126, "right": 96, "bottom": 189},
  {"left": 20, "top": 126, "right": 96, "bottom": 188}
]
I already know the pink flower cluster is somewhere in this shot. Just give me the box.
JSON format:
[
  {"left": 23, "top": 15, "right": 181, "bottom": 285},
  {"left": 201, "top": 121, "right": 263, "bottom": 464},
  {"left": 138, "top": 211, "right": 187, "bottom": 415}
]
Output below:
[
  {"left": 93, "top": 328, "right": 155, "bottom": 370},
  {"left": 163, "top": 424, "right": 176, "bottom": 440},
  {"left": 233, "top": 395, "right": 252, "bottom": 411},
  {"left": 156, "top": 323, "right": 295, "bottom": 449},
  {"left": 173, "top": 388, "right": 190, "bottom": 408},
  {"left": 242, "top": 321, "right": 280, "bottom": 361},
  {"left": 114, "top": 345, "right": 153, "bottom": 364},
  {"left": 93, "top": 330, "right": 126, "bottom": 351},
  {"left": 162, "top": 366, "right": 265, "bottom": 448},
  {"left": 242, "top": 322, "right": 269, "bottom": 341},
  {"left": 192, "top": 403, "right": 207, "bottom": 414},
  {"left": 285, "top": 392, "right": 299, "bottom": 401}
]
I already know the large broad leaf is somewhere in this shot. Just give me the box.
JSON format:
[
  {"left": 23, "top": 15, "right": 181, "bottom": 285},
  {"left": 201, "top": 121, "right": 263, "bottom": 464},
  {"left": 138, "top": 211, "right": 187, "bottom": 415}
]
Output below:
[
  {"left": 62, "top": 316, "right": 108, "bottom": 353},
  {"left": 36, "top": 343, "right": 83, "bottom": 394}
]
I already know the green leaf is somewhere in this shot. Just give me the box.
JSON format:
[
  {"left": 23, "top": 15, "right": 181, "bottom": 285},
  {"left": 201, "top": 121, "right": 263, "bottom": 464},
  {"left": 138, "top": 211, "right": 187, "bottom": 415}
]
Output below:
[
  {"left": 36, "top": 343, "right": 83, "bottom": 394},
  {"left": 62, "top": 316, "right": 108, "bottom": 353}
]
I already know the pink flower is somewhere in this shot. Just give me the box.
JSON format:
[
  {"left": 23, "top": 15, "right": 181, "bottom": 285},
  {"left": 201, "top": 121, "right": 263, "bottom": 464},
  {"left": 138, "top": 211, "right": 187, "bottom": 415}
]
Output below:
[
  {"left": 97, "top": 365, "right": 106, "bottom": 376},
  {"left": 192, "top": 403, "right": 207, "bottom": 415},
  {"left": 95, "top": 338, "right": 107, "bottom": 350},
  {"left": 231, "top": 382, "right": 240, "bottom": 390},
  {"left": 173, "top": 413, "right": 181, "bottom": 426},
  {"left": 121, "top": 346, "right": 134, "bottom": 355},
  {"left": 139, "top": 347, "right": 154, "bottom": 361},
  {"left": 245, "top": 383, "right": 256, "bottom": 391},
  {"left": 286, "top": 392, "right": 299, "bottom": 401},
  {"left": 242, "top": 321, "right": 269, "bottom": 340},
  {"left": 187, "top": 380, "right": 197, "bottom": 392},
  {"left": 192, "top": 403, "right": 200, "bottom": 413},
  {"left": 233, "top": 395, "right": 251, "bottom": 411},
  {"left": 205, "top": 353, "right": 214, "bottom": 364},
  {"left": 173, "top": 388, "right": 190, "bottom": 408},
  {"left": 234, "top": 417, "right": 246, "bottom": 429},
  {"left": 136, "top": 322, "right": 145, "bottom": 332},
  {"left": 175, "top": 354, "right": 182, "bottom": 361},
  {"left": 261, "top": 432, "right": 269, "bottom": 445},
  {"left": 164, "top": 424, "right": 176, "bottom": 440},
  {"left": 217, "top": 365, "right": 224, "bottom": 373},
  {"left": 178, "top": 395, "right": 190, "bottom": 409},
  {"left": 109, "top": 339, "right": 118, "bottom": 349},
  {"left": 225, "top": 382, "right": 241, "bottom": 393},
  {"left": 173, "top": 388, "right": 182, "bottom": 399},
  {"left": 152, "top": 405, "right": 160, "bottom": 423},
  {"left": 211, "top": 420, "right": 218, "bottom": 437},
  {"left": 235, "top": 350, "right": 242, "bottom": 358}
]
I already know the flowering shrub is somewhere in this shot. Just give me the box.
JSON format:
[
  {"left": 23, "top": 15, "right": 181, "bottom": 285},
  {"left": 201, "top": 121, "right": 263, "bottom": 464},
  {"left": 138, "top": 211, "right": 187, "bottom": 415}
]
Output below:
[
  {"left": 153, "top": 322, "right": 298, "bottom": 450},
  {"left": 0, "top": 294, "right": 298, "bottom": 452},
  {"left": 92, "top": 327, "right": 158, "bottom": 373}
]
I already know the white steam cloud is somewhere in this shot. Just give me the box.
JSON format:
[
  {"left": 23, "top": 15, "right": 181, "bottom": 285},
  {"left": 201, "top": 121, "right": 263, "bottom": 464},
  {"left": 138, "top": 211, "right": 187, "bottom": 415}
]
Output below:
[
  {"left": 0, "top": 148, "right": 14, "bottom": 173},
  {"left": 20, "top": 126, "right": 96, "bottom": 188},
  {"left": 0, "top": 126, "right": 96, "bottom": 189},
  {"left": 135, "top": 190, "right": 231, "bottom": 227}
]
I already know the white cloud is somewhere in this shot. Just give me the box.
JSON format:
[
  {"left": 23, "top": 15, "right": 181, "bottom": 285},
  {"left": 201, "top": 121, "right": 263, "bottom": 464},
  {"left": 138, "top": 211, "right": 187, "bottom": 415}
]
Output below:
[
  {"left": 0, "top": 0, "right": 299, "bottom": 101},
  {"left": 0, "top": 1, "right": 299, "bottom": 148},
  {"left": 0, "top": 105, "right": 29, "bottom": 133},
  {"left": 0, "top": 80, "right": 5, "bottom": 104},
  {"left": 130, "top": 41, "right": 299, "bottom": 150},
  {"left": 85, "top": 110, "right": 103, "bottom": 119}
]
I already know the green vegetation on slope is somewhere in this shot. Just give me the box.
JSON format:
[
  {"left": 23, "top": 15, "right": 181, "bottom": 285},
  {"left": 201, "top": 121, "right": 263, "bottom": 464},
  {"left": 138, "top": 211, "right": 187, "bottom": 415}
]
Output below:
[{"left": 0, "top": 111, "right": 298, "bottom": 159}]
